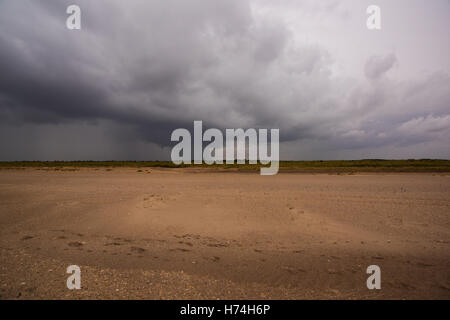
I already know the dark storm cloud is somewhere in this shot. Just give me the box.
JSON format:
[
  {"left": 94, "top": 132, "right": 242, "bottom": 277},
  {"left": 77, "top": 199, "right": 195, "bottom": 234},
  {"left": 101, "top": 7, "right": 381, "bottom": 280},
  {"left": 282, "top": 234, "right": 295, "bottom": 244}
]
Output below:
[
  {"left": 0, "top": 0, "right": 313, "bottom": 145},
  {"left": 0, "top": 0, "right": 244, "bottom": 143},
  {"left": 0, "top": 0, "right": 449, "bottom": 160}
]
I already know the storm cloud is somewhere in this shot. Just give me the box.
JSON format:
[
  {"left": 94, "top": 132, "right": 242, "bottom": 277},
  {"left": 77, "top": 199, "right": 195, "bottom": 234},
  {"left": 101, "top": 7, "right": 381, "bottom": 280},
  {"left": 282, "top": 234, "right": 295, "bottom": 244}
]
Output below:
[{"left": 0, "top": 0, "right": 449, "bottom": 160}]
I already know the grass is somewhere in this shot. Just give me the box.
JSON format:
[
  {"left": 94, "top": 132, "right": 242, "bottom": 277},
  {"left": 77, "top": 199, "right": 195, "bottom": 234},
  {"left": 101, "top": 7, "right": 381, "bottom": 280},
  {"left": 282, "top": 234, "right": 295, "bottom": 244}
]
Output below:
[{"left": 0, "top": 159, "right": 449, "bottom": 173}]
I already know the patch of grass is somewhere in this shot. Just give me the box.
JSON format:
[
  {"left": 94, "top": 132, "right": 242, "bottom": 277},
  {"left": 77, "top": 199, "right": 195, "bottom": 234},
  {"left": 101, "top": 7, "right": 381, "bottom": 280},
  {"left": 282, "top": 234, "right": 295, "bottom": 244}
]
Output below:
[{"left": 0, "top": 159, "right": 449, "bottom": 173}]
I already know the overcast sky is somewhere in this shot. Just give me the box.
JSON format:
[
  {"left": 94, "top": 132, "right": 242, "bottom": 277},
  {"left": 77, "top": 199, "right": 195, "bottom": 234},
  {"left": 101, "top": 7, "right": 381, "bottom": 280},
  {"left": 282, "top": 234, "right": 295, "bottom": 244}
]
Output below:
[{"left": 0, "top": 0, "right": 449, "bottom": 160}]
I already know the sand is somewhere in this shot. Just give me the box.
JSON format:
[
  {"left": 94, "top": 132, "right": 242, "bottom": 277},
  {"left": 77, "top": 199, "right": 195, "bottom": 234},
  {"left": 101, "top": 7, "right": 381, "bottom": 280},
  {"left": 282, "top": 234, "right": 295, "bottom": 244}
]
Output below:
[{"left": 0, "top": 168, "right": 449, "bottom": 299}]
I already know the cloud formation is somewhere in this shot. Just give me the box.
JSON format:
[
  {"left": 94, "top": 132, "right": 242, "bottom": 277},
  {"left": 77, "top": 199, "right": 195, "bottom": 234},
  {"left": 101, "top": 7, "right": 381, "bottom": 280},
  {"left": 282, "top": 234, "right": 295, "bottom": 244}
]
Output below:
[
  {"left": 364, "top": 53, "right": 397, "bottom": 79},
  {"left": 0, "top": 0, "right": 449, "bottom": 160}
]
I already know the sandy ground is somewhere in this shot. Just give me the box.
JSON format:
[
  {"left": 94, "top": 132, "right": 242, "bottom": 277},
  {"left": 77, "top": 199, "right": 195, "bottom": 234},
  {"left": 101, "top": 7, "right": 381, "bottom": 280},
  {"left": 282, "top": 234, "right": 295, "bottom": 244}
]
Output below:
[{"left": 0, "top": 168, "right": 449, "bottom": 299}]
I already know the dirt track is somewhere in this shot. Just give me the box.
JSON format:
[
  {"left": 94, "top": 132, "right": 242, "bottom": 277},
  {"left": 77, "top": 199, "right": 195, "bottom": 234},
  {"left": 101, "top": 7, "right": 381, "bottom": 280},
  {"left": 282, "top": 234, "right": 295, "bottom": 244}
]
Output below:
[{"left": 0, "top": 168, "right": 449, "bottom": 299}]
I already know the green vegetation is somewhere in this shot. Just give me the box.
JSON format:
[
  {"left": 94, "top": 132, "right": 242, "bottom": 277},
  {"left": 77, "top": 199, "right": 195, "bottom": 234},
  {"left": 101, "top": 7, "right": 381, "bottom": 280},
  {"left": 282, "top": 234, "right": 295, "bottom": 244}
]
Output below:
[{"left": 1, "top": 159, "right": 449, "bottom": 173}]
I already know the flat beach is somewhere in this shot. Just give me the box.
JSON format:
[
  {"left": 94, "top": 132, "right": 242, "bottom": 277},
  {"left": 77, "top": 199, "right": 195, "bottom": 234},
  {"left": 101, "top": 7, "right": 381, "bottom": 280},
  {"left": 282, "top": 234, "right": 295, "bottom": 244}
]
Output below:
[{"left": 0, "top": 168, "right": 449, "bottom": 299}]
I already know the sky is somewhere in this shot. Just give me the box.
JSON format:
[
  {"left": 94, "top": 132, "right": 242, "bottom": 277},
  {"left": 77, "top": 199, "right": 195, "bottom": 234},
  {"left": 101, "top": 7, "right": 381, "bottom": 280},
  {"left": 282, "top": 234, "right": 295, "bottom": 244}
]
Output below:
[{"left": 0, "top": 0, "right": 449, "bottom": 160}]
